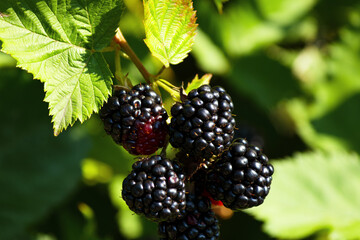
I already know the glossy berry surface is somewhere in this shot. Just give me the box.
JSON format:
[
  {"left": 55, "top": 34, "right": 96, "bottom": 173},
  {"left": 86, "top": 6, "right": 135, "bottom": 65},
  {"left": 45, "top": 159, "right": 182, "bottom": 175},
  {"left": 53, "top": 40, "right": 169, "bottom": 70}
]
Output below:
[
  {"left": 99, "top": 84, "right": 168, "bottom": 155},
  {"left": 122, "top": 155, "right": 186, "bottom": 222},
  {"left": 169, "top": 85, "right": 235, "bottom": 160},
  {"left": 206, "top": 138, "right": 274, "bottom": 210},
  {"left": 158, "top": 194, "right": 220, "bottom": 240}
]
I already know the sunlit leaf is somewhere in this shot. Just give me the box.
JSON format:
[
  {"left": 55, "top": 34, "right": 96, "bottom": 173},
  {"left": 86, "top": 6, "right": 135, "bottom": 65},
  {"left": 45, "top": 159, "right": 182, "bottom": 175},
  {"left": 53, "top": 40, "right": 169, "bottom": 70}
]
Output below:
[
  {"left": 0, "top": 0, "right": 122, "bottom": 135},
  {"left": 143, "top": 0, "right": 197, "bottom": 67},
  {"left": 185, "top": 73, "right": 212, "bottom": 94}
]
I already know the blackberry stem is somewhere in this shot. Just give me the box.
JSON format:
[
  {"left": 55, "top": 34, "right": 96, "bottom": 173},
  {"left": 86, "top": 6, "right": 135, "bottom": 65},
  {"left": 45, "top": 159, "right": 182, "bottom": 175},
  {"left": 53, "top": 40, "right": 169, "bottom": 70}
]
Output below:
[
  {"left": 113, "top": 28, "right": 152, "bottom": 85},
  {"left": 154, "top": 65, "right": 166, "bottom": 78},
  {"left": 155, "top": 79, "right": 181, "bottom": 101}
]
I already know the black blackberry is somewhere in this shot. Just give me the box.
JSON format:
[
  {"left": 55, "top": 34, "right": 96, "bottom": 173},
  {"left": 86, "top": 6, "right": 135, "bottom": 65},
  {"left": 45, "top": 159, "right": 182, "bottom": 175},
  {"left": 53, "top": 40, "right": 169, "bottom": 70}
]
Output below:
[
  {"left": 169, "top": 85, "right": 235, "bottom": 160},
  {"left": 205, "top": 138, "right": 274, "bottom": 210},
  {"left": 122, "top": 155, "right": 186, "bottom": 222},
  {"left": 99, "top": 84, "right": 168, "bottom": 155},
  {"left": 158, "top": 194, "right": 220, "bottom": 240}
]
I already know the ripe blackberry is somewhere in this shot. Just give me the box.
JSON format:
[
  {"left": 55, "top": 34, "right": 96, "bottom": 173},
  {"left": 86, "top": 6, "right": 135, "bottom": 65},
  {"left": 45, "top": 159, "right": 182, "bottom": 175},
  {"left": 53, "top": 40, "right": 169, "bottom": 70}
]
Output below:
[
  {"left": 205, "top": 139, "right": 274, "bottom": 210},
  {"left": 122, "top": 155, "right": 186, "bottom": 222},
  {"left": 99, "top": 84, "right": 168, "bottom": 155},
  {"left": 169, "top": 85, "right": 236, "bottom": 160},
  {"left": 158, "top": 194, "right": 220, "bottom": 240}
]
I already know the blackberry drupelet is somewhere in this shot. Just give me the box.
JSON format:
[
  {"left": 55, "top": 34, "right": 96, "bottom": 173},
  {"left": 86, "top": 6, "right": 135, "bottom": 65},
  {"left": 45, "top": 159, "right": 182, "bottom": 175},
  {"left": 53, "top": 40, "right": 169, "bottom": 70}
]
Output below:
[
  {"left": 158, "top": 194, "right": 220, "bottom": 240},
  {"left": 99, "top": 83, "right": 168, "bottom": 155},
  {"left": 206, "top": 138, "right": 274, "bottom": 210},
  {"left": 169, "top": 85, "right": 236, "bottom": 160},
  {"left": 122, "top": 155, "right": 186, "bottom": 222}
]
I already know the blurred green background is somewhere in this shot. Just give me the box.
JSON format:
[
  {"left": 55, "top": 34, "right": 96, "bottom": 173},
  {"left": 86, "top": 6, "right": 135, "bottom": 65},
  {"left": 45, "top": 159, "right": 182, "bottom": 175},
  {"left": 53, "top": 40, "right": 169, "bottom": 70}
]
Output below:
[{"left": 1, "top": 0, "right": 360, "bottom": 239}]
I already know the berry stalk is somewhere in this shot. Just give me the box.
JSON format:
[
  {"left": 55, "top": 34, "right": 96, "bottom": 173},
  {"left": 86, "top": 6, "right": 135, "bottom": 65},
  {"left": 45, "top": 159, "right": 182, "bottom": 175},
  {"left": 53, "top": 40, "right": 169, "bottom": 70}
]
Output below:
[
  {"left": 114, "top": 47, "right": 126, "bottom": 86},
  {"left": 113, "top": 28, "right": 152, "bottom": 84},
  {"left": 155, "top": 79, "right": 180, "bottom": 102}
]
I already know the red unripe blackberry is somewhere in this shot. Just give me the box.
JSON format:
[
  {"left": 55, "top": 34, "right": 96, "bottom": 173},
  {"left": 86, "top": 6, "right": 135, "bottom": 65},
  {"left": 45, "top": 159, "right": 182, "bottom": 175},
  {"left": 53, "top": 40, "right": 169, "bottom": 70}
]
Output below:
[
  {"left": 169, "top": 85, "right": 235, "bottom": 160},
  {"left": 122, "top": 155, "right": 186, "bottom": 222},
  {"left": 100, "top": 84, "right": 168, "bottom": 155},
  {"left": 158, "top": 194, "right": 220, "bottom": 240},
  {"left": 205, "top": 139, "right": 274, "bottom": 210}
]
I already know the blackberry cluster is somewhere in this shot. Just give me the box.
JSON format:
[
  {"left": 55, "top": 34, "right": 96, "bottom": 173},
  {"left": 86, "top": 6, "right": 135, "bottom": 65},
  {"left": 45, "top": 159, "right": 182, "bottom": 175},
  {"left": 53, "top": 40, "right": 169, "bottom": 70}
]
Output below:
[
  {"left": 205, "top": 139, "right": 274, "bottom": 210},
  {"left": 169, "top": 85, "right": 236, "bottom": 160},
  {"left": 122, "top": 155, "right": 186, "bottom": 222},
  {"left": 105, "top": 83, "right": 273, "bottom": 240},
  {"left": 100, "top": 84, "right": 168, "bottom": 155},
  {"left": 158, "top": 194, "right": 220, "bottom": 240}
]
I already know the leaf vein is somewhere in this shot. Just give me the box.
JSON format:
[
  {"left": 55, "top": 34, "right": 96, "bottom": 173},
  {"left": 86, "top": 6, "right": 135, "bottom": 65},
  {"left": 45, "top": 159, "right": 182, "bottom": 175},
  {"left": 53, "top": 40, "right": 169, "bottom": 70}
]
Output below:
[{"left": 0, "top": 19, "right": 90, "bottom": 52}]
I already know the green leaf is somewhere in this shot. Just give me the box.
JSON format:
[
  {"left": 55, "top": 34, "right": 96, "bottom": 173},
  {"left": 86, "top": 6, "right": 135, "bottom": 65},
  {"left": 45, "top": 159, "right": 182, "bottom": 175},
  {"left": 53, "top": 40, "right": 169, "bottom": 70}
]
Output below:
[
  {"left": 0, "top": 71, "right": 90, "bottom": 239},
  {"left": 143, "top": 0, "right": 197, "bottom": 67},
  {"left": 185, "top": 74, "right": 212, "bottom": 94},
  {"left": 0, "top": 0, "right": 123, "bottom": 135},
  {"left": 246, "top": 151, "right": 360, "bottom": 239}
]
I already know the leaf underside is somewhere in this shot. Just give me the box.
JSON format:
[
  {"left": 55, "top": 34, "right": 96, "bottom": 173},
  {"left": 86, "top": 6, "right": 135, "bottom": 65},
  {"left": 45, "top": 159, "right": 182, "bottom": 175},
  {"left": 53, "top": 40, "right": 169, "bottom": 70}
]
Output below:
[
  {"left": 0, "top": 0, "right": 122, "bottom": 135},
  {"left": 143, "top": 0, "right": 197, "bottom": 67}
]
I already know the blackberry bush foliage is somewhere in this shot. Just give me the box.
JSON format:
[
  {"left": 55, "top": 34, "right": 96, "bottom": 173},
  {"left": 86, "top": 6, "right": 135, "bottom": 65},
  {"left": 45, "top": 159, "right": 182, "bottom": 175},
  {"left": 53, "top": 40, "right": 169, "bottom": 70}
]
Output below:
[{"left": 0, "top": 0, "right": 274, "bottom": 239}]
